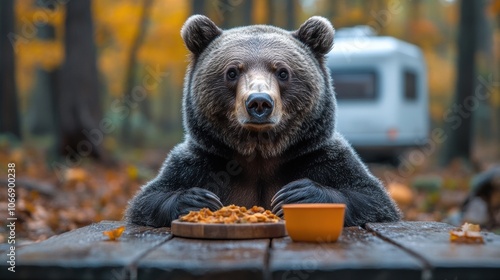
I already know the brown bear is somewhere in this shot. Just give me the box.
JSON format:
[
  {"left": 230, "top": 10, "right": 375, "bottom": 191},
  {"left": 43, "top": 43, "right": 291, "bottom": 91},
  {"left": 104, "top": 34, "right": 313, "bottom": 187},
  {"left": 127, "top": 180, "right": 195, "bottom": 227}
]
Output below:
[{"left": 125, "top": 15, "right": 401, "bottom": 227}]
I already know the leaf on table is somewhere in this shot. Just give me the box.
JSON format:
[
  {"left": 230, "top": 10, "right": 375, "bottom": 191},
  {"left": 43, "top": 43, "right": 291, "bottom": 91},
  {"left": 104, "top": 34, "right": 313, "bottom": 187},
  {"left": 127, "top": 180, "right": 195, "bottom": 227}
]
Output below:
[
  {"left": 103, "top": 225, "right": 126, "bottom": 241},
  {"left": 450, "top": 222, "right": 484, "bottom": 244}
]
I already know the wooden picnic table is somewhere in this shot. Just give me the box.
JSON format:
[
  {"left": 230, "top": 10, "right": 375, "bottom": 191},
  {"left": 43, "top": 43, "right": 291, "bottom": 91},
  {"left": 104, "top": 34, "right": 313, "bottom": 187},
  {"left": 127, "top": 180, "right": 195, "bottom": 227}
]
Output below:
[{"left": 1, "top": 221, "right": 499, "bottom": 280}]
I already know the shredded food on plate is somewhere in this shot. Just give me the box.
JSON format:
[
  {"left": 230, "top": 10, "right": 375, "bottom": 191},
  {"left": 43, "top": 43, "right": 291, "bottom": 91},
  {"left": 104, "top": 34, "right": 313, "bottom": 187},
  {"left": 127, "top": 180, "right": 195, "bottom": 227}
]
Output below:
[{"left": 179, "top": 204, "right": 281, "bottom": 224}]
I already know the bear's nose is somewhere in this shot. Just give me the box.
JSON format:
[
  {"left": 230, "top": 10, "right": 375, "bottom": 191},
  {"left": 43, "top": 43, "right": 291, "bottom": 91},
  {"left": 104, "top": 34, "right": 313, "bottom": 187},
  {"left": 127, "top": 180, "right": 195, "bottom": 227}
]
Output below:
[{"left": 245, "top": 93, "right": 274, "bottom": 120}]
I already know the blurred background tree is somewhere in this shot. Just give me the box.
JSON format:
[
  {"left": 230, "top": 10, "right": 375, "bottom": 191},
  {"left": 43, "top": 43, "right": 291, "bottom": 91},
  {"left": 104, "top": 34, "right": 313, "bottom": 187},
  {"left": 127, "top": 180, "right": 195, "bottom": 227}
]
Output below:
[
  {"left": 57, "top": 0, "right": 103, "bottom": 160},
  {"left": 0, "top": 0, "right": 21, "bottom": 140},
  {"left": 441, "top": 0, "right": 480, "bottom": 166},
  {"left": 121, "top": 0, "right": 154, "bottom": 145}
]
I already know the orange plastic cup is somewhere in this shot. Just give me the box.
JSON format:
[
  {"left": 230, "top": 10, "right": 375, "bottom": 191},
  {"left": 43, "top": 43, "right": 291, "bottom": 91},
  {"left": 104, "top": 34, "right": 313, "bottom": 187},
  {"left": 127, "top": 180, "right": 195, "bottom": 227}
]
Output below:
[{"left": 282, "top": 203, "right": 346, "bottom": 242}]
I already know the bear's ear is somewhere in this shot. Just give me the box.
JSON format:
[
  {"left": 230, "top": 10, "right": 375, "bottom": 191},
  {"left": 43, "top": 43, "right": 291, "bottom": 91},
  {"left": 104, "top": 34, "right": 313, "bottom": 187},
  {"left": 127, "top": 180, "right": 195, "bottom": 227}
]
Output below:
[
  {"left": 181, "top": 15, "right": 222, "bottom": 56},
  {"left": 292, "top": 16, "right": 334, "bottom": 56}
]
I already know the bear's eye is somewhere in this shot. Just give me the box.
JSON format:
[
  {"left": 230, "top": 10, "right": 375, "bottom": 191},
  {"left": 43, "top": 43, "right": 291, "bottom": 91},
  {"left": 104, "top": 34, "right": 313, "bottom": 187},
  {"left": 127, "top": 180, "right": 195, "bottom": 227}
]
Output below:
[
  {"left": 226, "top": 68, "right": 239, "bottom": 81},
  {"left": 277, "top": 69, "right": 289, "bottom": 81}
]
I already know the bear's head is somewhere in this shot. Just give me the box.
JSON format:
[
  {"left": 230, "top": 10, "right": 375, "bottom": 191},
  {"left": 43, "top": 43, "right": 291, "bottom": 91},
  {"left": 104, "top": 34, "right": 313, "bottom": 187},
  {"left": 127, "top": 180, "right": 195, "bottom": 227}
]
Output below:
[{"left": 181, "top": 15, "right": 336, "bottom": 158}]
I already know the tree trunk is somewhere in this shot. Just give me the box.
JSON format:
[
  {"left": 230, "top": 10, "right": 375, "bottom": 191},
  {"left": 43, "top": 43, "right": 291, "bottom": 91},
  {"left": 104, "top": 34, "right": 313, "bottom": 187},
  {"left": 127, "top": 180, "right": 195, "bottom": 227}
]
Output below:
[
  {"left": 121, "top": 0, "right": 154, "bottom": 145},
  {"left": 57, "top": 0, "right": 102, "bottom": 159},
  {"left": 441, "top": 0, "right": 479, "bottom": 165},
  {"left": 192, "top": 0, "right": 205, "bottom": 15},
  {"left": 242, "top": 0, "right": 253, "bottom": 26},
  {"left": 0, "top": 0, "right": 21, "bottom": 140},
  {"left": 27, "top": 68, "right": 58, "bottom": 136},
  {"left": 286, "top": 0, "right": 296, "bottom": 30},
  {"left": 267, "top": 0, "right": 275, "bottom": 25},
  {"left": 229, "top": 0, "right": 253, "bottom": 27},
  {"left": 27, "top": 14, "right": 58, "bottom": 136},
  {"left": 495, "top": 11, "right": 500, "bottom": 159}
]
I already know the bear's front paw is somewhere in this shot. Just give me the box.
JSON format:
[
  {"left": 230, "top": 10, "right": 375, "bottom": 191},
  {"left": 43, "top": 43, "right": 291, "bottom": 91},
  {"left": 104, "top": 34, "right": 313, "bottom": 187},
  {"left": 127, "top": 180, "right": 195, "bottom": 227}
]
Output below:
[
  {"left": 166, "top": 187, "right": 224, "bottom": 223},
  {"left": 176, "top": 187, "right": 224, "bottom": 213},
  {"left": 270, "top": 178, "right": 342, "bottom": 217},
  {"left": 129, "top": 187, "right": 224, "bottom": 227}
]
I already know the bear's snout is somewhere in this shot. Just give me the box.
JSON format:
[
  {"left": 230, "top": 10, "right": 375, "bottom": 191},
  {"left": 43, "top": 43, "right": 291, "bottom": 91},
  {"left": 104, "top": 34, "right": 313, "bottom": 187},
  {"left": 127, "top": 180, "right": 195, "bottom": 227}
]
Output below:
[{"left": 245, "top": 93, "right": 274, "bottom": 121}]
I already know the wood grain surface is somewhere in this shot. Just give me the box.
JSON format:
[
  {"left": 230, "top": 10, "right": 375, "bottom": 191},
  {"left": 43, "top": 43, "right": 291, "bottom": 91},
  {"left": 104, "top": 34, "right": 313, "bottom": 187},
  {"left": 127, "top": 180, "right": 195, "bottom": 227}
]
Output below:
[
  {"left": 3, "top": 221, "right": 499, "bottom": 280},
  {"left": 137, "top": 237, "right": 270, "bottom": 280},
  {"left": 270, "top": 226, "right": 423, "bottom": 280},
  {"left": 0, "top": 221, "right": 171, "bottom": 280},
  {"left": 366, "top": 221, "right": 500, "bottom": 280},
  {"left": 171, "top": 219, "right": 286, "bottom": 239}
]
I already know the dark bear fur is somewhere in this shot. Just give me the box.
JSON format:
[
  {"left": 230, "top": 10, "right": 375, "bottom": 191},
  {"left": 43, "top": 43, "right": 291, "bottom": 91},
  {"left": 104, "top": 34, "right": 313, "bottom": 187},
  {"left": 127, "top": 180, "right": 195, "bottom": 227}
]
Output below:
[{"left": 125, "top": 15, "right": 402, "bottom": 227}]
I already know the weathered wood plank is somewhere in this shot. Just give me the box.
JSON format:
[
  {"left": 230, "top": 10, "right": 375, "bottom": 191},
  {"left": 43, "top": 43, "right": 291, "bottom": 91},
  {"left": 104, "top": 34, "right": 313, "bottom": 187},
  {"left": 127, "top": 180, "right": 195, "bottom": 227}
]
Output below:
[
  {"left": 366, "top": 221, "right": 500, "bottom": 280},
  {"left": 171, "top": 220, "right": 286, "bottom": 239},
  {"left": 269, "top": 226, "right": 423, "bottom": 280},
  {"left": 0, "top": 221, "right": 170, "bottom": 280},
  {"left": 137, "top": 237, "right": 270, "bottom": 280}
]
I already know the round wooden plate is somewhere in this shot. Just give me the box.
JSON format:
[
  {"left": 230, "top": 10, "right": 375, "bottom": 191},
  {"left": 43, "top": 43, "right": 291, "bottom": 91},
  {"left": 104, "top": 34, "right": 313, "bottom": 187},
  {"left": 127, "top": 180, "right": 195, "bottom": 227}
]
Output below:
[{"left": 171, "top": 220, "right": 287, "bottom": 239}]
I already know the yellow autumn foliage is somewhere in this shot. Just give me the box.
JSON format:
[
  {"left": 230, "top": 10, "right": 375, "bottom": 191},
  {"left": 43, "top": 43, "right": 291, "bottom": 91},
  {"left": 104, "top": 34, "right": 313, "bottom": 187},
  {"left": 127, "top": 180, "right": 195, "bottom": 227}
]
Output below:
[
  {"left": 93, "top": 0, "right": 143, "bottom": 47},
  {"left": 252, "top": 0, "right": 268, "bottom": 24},
  {"left": 15, "top": 0, "right": 190, "bottom": 99},
  {"left": 138, "top": 0, "right": 189, "bottom": 69},
  {"left": 14, "top": 0, "right": 65, "bottom": 96}
]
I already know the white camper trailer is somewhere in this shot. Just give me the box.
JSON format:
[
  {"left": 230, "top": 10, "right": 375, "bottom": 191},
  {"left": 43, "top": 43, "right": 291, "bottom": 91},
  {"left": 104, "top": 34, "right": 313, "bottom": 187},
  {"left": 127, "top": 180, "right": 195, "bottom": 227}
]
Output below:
[{"left": 327, "top": 27, "right": 429, "bottom": 162}]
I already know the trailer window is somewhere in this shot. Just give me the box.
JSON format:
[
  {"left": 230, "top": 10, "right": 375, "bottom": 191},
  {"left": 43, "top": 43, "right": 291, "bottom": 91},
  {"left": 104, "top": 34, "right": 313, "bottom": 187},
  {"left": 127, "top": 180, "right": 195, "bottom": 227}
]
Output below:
[
  {"left": 404, "top": 71, "right": 417, "bottom": 100},
  {"left": 331, "top": 71, "right": 377, "bottom": 100}
]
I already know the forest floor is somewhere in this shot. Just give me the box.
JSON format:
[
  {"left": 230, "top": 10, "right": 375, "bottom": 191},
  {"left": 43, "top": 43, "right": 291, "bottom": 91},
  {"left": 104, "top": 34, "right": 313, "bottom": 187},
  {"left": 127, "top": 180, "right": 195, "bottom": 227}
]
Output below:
[{"left": 0, "top": 143, "right": 499, "bottom": 244}]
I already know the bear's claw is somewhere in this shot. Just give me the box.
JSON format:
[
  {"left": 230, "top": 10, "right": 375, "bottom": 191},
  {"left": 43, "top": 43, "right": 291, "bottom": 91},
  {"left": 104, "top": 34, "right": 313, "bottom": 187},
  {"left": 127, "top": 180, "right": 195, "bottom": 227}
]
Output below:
[
  {"left": 271, "top": 178, "right": 339, "bottom": 217},
  {"left": 176, "top": 187, "right": 223, "bottom": 215},
  {"left": 203, "top": 192, "right": 224, "bottom": 208}
]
